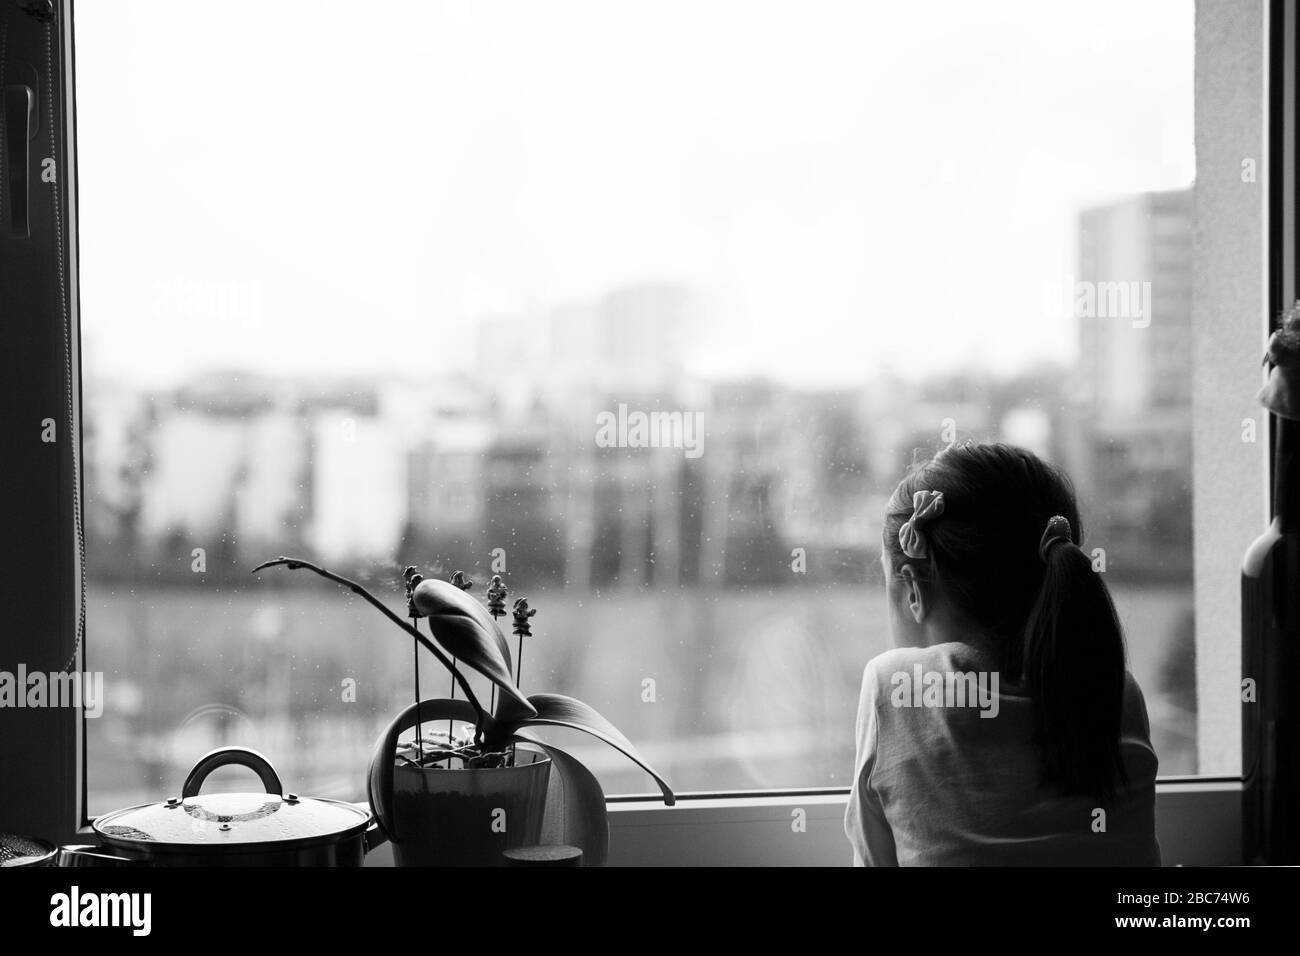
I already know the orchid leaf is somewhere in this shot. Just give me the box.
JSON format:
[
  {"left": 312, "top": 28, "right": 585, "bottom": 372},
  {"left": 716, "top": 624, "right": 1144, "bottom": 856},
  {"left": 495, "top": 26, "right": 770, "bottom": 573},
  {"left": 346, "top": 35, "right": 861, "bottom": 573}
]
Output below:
[
  {"left": 507, "top": 693, "right": 675, "bottom": 806},
  {"left": 514, "top": 735, "right": 609, "bottom": 866},
  {"left": 368, "top": 697, "right": 479, "bottom": 843},
  {"left": 411, "top": 578, "right": 533, "bottom": 719}
]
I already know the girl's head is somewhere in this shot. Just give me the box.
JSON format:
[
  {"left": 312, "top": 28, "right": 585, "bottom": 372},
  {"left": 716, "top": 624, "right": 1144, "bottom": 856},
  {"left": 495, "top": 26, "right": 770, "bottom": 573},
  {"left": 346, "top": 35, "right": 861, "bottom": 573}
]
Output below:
[{"left": 882, "top": 440, "right": 1127, "bottom": 800}]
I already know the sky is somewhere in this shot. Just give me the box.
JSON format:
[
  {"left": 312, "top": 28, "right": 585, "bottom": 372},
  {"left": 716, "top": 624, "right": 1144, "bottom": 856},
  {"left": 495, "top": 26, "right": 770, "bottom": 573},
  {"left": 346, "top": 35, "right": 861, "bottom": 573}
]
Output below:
[{"left": 73, "top": 0, "right": 1195, "bottom": 389}]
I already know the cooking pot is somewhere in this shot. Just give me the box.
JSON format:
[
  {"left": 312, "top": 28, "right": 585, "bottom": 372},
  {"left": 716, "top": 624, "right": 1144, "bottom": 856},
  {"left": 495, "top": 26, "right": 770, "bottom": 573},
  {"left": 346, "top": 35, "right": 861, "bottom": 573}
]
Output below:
[{"left": 68, "top": 746, "right": 384, "bottom": 866}]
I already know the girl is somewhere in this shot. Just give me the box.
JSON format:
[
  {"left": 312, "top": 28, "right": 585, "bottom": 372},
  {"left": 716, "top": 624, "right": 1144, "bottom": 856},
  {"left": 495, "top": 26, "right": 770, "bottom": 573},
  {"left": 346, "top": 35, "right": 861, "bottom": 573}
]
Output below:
[{"left": 845, "top": 441, "right": 1161, "bottom": 866}]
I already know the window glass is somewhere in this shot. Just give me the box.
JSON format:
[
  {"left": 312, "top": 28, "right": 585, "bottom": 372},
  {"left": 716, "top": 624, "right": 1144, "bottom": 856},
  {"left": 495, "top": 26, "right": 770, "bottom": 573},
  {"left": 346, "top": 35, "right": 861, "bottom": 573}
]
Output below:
[{"left": 78, "top": 0, "right": 1199, "bottom": 809}]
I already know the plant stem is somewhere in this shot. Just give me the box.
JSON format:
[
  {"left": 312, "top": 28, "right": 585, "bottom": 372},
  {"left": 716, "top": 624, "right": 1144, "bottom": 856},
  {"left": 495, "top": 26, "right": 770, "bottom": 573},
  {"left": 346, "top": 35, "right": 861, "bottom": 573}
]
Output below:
[
  {"left": 511, "top": 636, "right": 524, "bottom": 766},
  {"left": 252, "top": 557, "right": 486, "bottom": 736},
  {"left": 412, "top": 617, "right": 423, "bottom": 749}
]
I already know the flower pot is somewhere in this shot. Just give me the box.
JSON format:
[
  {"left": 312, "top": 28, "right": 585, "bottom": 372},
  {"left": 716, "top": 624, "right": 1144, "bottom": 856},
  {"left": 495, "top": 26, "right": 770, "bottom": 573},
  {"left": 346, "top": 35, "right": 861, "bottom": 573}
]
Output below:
[
  {"left": 389, "top": 748, "right": 550, "bottom": 867},
  {"left": 368, "top": 698, "right": 552, "bottom": 866}
]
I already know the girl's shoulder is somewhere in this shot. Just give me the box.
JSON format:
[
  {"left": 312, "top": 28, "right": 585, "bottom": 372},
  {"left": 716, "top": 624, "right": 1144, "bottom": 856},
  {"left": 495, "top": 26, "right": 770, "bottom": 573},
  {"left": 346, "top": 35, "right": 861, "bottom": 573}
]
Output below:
[
  {"left": 862, "top": 643, "right": 938, "bottom": 688},
  {"left": 864, "top": 641, "right": 988, "bottom": 682},
  {"left": 861, "top": 641, "right": 996, "bottom": 705}
]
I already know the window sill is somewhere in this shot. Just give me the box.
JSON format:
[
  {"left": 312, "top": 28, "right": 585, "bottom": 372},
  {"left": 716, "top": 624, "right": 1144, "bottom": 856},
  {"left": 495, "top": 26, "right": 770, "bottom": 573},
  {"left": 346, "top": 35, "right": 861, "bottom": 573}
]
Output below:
[{"left": 356, "top": 778, "right": 1243, "bottom": 866}]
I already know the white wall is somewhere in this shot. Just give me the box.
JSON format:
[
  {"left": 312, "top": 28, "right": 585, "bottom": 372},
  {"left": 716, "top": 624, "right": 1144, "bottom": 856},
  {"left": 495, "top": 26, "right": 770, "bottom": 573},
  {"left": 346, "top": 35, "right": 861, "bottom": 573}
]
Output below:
[{"left": 1191, "top": 0, "right": 1270, "bottom": 777}]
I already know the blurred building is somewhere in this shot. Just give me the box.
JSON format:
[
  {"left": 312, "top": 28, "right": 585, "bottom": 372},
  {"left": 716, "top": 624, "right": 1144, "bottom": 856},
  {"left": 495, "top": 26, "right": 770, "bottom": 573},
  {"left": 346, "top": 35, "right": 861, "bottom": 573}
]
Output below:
[
  {"left": 1076, "top": 190, "right": 1193, "bottom": 414},
  {"left": 1067, "top": 188, "right": 1193, "bottom": 577},
  {"left": 307, "top": 410, "right": 406, "bottom": 564},
  {"left": 476, "top": 282, "right": 694, "bottom": 412},
  {"left": 402, "top": 375, "right": 495, "bottom": 550},
  {"left": 407, "top": 420, "right": 492, "bottom": 545},
  {"left": 234, "top": 411, "right": 309, "bottom": 556},
  {"left": 482, "top": 428, "right": 566, "bottom": 583},
  {"left": 138, "top": 409, "right": 247, "bottom": 547}
]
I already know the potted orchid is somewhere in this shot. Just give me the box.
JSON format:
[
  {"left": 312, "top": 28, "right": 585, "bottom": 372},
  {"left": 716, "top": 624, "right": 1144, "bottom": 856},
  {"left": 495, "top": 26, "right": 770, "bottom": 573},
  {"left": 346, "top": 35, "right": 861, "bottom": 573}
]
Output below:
[{"left": 253, "top": 557, "right": 674, "bottom": 866}]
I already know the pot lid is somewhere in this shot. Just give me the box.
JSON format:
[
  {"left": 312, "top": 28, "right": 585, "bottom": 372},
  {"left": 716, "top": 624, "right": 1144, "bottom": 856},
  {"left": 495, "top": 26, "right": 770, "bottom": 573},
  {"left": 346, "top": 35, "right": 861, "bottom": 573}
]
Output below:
[
  {"left": 93, "top": 747, "right": 369, "bottom": 850},
  {"left": 0, "top": 833, "right": 57, "bottom": 866}
]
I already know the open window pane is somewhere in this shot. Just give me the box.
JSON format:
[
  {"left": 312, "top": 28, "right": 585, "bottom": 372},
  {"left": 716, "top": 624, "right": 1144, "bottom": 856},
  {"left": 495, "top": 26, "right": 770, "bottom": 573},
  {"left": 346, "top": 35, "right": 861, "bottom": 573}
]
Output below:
[{"left": 76, "top": 0, "right": 1206, "bottom": 811}]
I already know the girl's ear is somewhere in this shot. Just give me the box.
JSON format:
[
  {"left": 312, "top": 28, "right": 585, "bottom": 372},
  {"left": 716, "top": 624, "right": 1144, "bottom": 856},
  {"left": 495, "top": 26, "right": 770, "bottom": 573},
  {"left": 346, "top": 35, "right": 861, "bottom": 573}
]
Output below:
[{"left": 899, "top": 564, "right": 927, "bottom": 624}]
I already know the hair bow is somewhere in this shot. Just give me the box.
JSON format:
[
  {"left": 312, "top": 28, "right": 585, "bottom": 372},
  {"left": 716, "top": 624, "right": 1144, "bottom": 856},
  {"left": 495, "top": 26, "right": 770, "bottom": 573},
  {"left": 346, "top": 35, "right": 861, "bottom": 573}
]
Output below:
[{"left": 898, "top": 489, "right": 945, "bottom": 560}]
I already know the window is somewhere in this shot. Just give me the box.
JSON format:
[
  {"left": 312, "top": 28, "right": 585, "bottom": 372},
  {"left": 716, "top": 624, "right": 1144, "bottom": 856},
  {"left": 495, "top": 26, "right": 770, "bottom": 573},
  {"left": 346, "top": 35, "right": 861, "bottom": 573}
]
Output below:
[{"left": 72, "top": 0, "right": 1223, "bottom": 815}]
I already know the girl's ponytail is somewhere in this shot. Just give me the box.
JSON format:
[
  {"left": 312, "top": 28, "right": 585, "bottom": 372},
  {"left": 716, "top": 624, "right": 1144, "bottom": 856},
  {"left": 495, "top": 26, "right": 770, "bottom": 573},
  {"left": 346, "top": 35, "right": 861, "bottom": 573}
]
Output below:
[{"left": 1022, "top": 515, "right": 1127, "bottom": 800}]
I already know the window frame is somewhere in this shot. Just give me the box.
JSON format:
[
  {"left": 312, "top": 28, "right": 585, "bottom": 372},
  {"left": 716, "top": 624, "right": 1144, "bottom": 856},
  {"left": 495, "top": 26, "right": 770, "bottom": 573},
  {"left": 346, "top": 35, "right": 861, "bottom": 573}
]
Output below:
[{"left": 0, "top": 0, "right": 84, "bottom": 848}]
